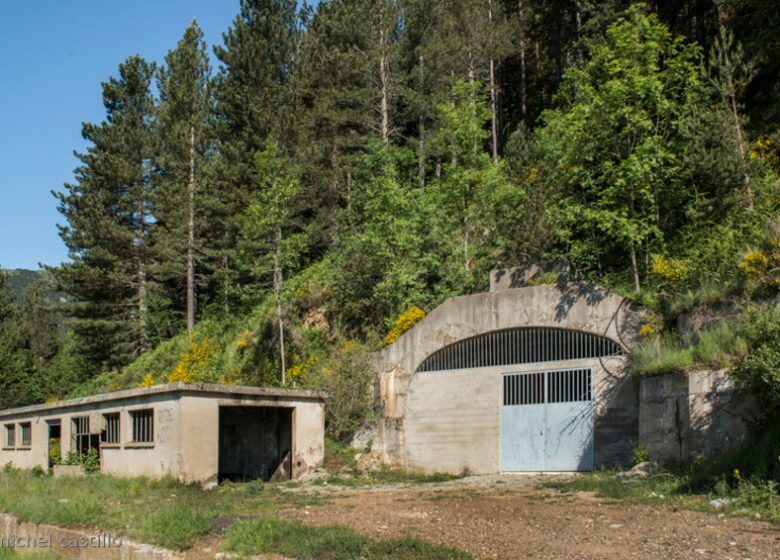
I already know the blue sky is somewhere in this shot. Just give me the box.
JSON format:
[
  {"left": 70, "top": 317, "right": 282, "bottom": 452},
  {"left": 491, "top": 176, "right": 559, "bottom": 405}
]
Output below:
[{"left": 0, "top": 1, "right": 243, "bottom": 270}]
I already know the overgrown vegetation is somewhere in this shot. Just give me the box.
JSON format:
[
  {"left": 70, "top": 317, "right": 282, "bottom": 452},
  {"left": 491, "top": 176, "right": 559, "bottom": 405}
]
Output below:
[
  {"left": 0, "top": 468, "right": 331, "bottom": 550},
  {"left": 544, "top": 422, "right": 780, "bottom": 523},
  {"left": 323, "top": 438, "right": 467, "bottom": 486}
]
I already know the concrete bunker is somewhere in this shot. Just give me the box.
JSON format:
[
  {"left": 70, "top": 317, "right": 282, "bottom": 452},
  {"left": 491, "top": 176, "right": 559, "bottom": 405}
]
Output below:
[
  {"left": 218, "top": 406, "right": 293, "bottom": 482},
  {"left": 366, "top": 274, "right": 646, "bottom": 474}
]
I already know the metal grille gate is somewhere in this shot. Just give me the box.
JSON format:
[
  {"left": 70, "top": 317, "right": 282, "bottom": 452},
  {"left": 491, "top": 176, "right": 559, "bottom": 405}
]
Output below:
[
  {"left": 417, "top": 327, "right": 624, "bottom": 373},
  {"left": 501, "top": 368, "right": 594, "bottom": 471}
]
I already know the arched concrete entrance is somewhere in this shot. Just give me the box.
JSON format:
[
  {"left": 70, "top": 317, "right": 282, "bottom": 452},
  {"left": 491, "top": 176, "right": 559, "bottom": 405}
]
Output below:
[{"left": 369, "top": 282, "right": 645, "bottom": 474}]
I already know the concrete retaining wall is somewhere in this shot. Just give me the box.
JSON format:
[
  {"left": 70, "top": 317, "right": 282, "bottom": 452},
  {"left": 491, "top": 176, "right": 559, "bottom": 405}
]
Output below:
[
  {"left": 639, "top": 370, "right": 758, "bottom": 462},
  {"left": 0, "top": 512, "right": 180, "bottom": 560}
]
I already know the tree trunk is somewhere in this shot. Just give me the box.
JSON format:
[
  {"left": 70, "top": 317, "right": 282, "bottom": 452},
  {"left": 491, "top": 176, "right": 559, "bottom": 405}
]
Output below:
[
  {"left": 520, "top": 33, "right": 527, "bottom": 120},
  {"left": 379, "top": 6, "right": 390, "bottom": 145},
  {"left": 463, "top": 215, "right": 470, "bottom": 272},
  {"left": 135, "top": 195, "right": 148, "bottom": 355},
  {"left": 186, "top": 125, "right": 196, "bottom": 332},
  {"left": 418, "top": 54, "right": 426, "bottom": 188},
  {"left": 630, "top": 238, "right": 641, "bottom": 292},
  {"left": 488, "top": 0, "right": 499, "bottom": 163},
  {"left": 730, "top": 93, "right": 753, "bottom": 210},
  {"left": 273, "top": 227, "right": 286, "bottom": 384}
]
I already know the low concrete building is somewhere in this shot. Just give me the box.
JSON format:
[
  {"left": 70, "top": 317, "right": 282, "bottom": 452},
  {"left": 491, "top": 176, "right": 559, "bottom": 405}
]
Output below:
[
  {"left": 368, "top": 275, "right": 646, "bottom": 474},
  {"left": 0, "top": 382, "right": 325, "bottom": 484}
]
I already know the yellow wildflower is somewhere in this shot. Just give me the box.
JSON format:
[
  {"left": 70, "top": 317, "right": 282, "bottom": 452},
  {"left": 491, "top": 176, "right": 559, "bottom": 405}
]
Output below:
[{"left": 384, "top": 306, "right": 427, "bottom": 346}]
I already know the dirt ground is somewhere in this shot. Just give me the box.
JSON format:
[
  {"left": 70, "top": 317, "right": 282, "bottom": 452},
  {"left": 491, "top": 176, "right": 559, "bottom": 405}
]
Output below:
[{"left": 273, "top": 474, "right": 780, "bottom": 560}]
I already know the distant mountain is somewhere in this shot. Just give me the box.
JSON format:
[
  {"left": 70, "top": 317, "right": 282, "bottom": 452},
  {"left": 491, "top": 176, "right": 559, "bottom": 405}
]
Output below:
[
  {"left": 1, "top": 268, "right": 67, "bottom": 305},
  {"left": 3, "top": 268, "right": 43, "bottom": 298}
]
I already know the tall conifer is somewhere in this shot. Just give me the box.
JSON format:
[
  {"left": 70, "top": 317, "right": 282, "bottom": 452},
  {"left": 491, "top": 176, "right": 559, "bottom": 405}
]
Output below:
[{"left": 54, "top": 56, "right": 156, "bottom": 368}]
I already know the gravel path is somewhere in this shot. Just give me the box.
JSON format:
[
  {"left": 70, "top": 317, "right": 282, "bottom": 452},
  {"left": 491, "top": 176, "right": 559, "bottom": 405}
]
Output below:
[{"left": 278, "top": 475, "right": 780, "bottom": 560}]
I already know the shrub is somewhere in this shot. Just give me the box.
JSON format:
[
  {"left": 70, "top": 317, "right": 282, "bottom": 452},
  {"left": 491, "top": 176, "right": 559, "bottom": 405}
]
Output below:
[
  {"left": 168, "top": 337, "right": 214, "bottom": 383},
  {"left": 650, "top": 255, "right": 688, "bottom": 285},
  {"left": 731, "top": 305, "right": 780, "bottom": 408},
  {"left": 632, "top": 444, "right": 650, "bottom": 465},
  {"left": 384, "top": 306, "right": 426, "bottom": 346},
  {"left": 631, "top": 321, "right": 743, "bottom": 376}
]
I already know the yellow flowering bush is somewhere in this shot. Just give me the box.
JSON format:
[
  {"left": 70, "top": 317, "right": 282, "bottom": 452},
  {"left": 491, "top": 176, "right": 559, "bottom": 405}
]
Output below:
[
  {"left": 384, "top": 306, "right": 427, "bottom": 346},
  {"left": 285, "top": 363, "right": 306, "bottom": 383},
  {"left": 639, "top": 311, "right": 663, "bottom": 338},
  {"left": 235, "top": 330, "right": 253, "bottom": 349},
  {"left": 639, "top": 323, "right": 660, "bottom": 338},
  {"left": 739, "top": 249, "right": 770, "bottom": 281},
  {"left": 650, "top": 255, "right": 688, "bottom": 284},
  {"left": 168, "top": 337, "right": 213, "bottom": 383},
  {"left": 138, "top": 373, "right": 156, "bottom": 388},
  {"left": 750, "top": 135, "right": 779, "bottom": 168}
]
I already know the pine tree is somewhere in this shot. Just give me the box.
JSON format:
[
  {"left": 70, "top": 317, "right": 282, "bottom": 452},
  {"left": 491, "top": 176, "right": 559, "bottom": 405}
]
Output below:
[
  {"left": 210, "top": 0, "right": 299, "bottom": 309},
  {"left": 53, "top": 55, "right": 156, "bottom": 368},
  {"left": 154, "top": 21, "right": 214, "bottom": 333},
  {"left": 292, "top": 0, "right": 383, "bottom": 241}
]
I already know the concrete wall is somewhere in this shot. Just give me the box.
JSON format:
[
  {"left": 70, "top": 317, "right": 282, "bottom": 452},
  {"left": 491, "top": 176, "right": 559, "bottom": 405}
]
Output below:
[
  {"left": 370, "top": 283, "right": 645, "bottom": 473},
  {"left": 396, "top": 356, "right": 635, "bottom": 474},
  {"left": 639, "top": 370, "right": 758, "bottom": 462},
  {"left": 0, "top": 394, "right": 185, "bottom": 478}
]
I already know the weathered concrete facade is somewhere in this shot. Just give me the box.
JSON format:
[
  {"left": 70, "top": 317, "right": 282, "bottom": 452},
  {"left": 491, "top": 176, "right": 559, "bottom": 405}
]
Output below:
[
  {"left": 0, "top": 383, "right": 325, "bottom": 484},
  {"left": 639, "top": 370, "right": 758, "bottom": 462},
  {"left": 369, "top": 281, "right": 645, "bottom": 473}
]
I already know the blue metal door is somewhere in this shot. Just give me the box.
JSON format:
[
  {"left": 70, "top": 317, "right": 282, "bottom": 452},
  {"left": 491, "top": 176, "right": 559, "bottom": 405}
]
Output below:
[{"left": 501, "top": 369, "right": 593, "bottom": 472}]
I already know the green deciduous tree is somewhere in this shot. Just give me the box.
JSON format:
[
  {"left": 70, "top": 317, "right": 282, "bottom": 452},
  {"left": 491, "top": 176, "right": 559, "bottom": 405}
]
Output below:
[
  {"left": 240, "top": 141, "right": 306, "bottom": 383},
  {"left": 536, "top": 5, "right": 704, "bottom": 291},
  {"left": 433, "top": 80, "right": 520, "bottom": 289}
]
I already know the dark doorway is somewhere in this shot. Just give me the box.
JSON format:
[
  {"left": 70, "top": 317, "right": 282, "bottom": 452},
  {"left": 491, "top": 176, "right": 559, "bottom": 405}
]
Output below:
[
  {"left": 47, "top": 420, "right": 61, "bottom": 468},
  {"left": 218, "top": 406, "right": 293, "bottom": 482}
]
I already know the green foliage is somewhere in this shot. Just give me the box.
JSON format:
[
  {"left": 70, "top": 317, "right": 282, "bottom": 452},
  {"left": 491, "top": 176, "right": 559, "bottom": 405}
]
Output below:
[
  {"left": 632, "top": 444, "right": 650, "bottom": 465},
  {"left": 537, "top": 5, "right": 705, "bottom": 289},
  {"left": 433, "top": 80, "right": 523, "bottom": 288},
  {"left": 306, "top": 340, "right": 377, "bottom": 442},
  {"left": 731, "top": 305, "right": 780, "bottom": 409},
  {"left": 225, "top": 516, "right": 471, "bottom": 559},
  {"left": 66, "top": 448, "right": 100, "bottom": 473}
]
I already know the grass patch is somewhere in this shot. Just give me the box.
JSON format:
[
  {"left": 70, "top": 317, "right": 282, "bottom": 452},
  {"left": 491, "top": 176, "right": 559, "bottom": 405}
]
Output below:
[
  {"left": 543, "top": 423, "right": 780, "bottom": 523},
  {"left": 323, "top": 437, "right": 358, "bottom": 472},
  {"left": 322, "top": 437, "right": 466, "bottom": 487},
  {"left": 0, "top": 549, "right": 60, "bottom": 560},
  {"left": 631, "top": 322, "right": 746, "bottom": 376},
  {"left": 224, "top": 516, "right": 471, "bottom": 559},
  {"left": 322, "top": 464, "right": 466, "bottom": 488},
  {"left": 0, "top": 470, "right": 326, "bottom": 550}
]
